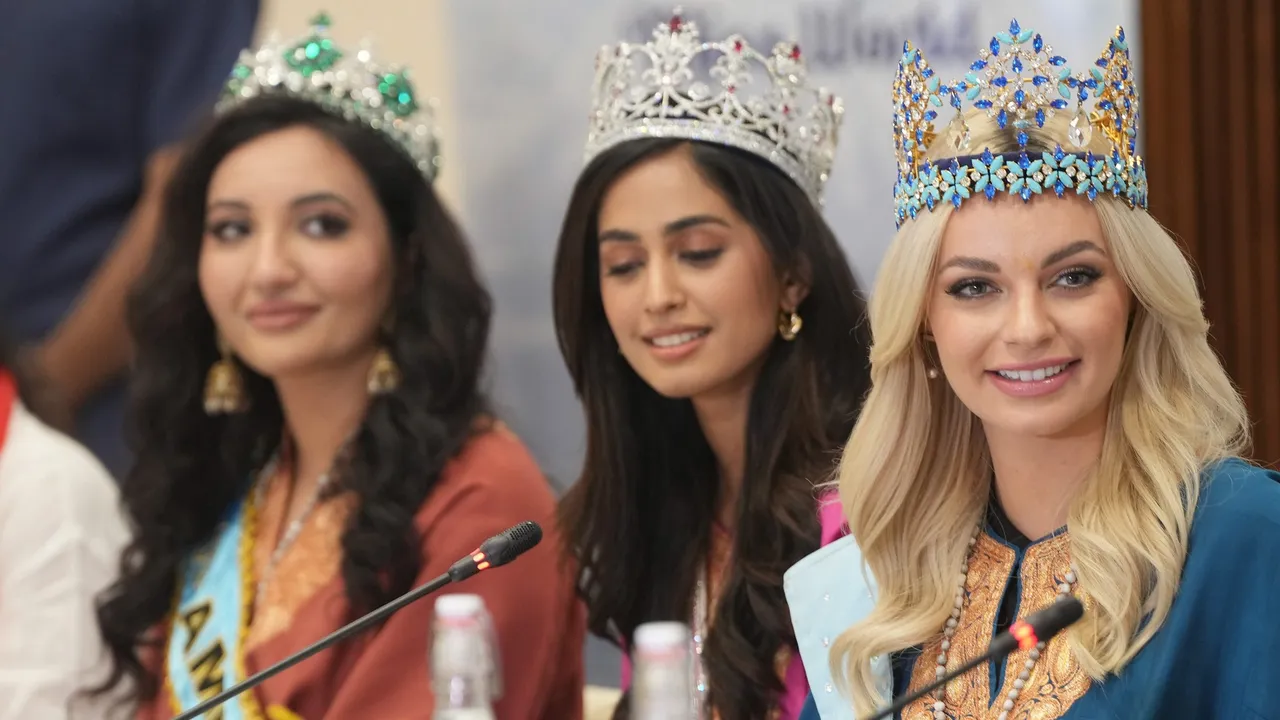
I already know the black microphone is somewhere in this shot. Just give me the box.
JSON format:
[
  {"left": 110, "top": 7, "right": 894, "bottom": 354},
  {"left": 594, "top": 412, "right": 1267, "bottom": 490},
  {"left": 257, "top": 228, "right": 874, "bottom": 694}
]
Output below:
[
  {"left": 860, "top": 595, "right": 1084, "bottom": 720},
  {"left": 172, "top": 521, "right": 543, "bottom": 720}
]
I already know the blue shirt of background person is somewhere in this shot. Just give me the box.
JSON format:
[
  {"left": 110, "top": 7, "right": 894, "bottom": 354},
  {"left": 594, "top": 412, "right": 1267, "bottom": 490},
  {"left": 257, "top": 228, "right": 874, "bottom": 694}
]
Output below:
[{"left": 0, "top": 0, "right": 259, "bottom": 476}]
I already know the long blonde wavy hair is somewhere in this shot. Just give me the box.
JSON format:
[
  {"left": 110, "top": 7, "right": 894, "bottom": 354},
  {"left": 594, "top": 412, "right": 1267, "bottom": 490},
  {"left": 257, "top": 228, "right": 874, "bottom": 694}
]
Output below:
[{"left": 830, "top": 109, "right": 1251, "bottom": 714}]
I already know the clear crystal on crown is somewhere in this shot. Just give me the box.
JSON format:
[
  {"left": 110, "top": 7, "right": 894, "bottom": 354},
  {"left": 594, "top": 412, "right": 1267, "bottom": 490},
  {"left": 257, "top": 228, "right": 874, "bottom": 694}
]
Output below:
[{"left": 1068, "top": 110, "right": 1093, "bottom": 148}]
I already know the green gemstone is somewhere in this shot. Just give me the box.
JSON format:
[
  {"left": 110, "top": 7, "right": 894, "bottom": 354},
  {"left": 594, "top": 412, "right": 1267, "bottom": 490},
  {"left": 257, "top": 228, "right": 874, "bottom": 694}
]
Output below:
[
  {"left": 232, "top": 64, "right": 251, "bottom": 79},
  {"left": 311, "top": 12, "right": 332, "bottom": 30},
  {"left": 286, "top": 35, "right": 342, "bottom": 74},
  {"left": 378, "top": 72, "right": 418, "bottom": 116}
]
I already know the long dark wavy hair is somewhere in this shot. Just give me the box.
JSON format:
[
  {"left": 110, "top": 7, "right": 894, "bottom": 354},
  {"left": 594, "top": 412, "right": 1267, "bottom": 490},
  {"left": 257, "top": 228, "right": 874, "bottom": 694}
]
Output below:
[
  {"left": 93, "top": 95, "right": 493, "bottom": 701},
  {"left": 553, "top": 139, "right": 873, "bottom": 718}
]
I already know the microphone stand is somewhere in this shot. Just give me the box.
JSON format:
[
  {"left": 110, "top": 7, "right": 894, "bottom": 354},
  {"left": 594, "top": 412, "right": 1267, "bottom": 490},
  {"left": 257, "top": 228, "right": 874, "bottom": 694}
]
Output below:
[
  {"left": 859, "top": 646, "right": 1000, "bottom": 720},
  {"left": 173, "top": 572, "right": 453, "bottom": 720}
]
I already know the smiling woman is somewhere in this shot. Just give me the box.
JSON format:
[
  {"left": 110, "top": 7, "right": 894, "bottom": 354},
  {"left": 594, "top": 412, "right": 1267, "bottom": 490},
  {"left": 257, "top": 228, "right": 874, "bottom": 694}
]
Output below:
[
  {"left": 786, "top": 18, "right": 1280, "bottom": 720},
  {"left": 92, "top": 15, "right": 584, "bottom": 720},
  {"left": 551, "top": 11, "right": 874, "bottom": 720}
]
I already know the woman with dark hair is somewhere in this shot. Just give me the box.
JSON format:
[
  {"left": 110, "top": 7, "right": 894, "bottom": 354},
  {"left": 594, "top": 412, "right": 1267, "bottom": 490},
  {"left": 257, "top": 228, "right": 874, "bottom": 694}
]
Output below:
[
  {"left": 0, "top": 323, "right": 128, "bottom": 718},
  {"left": 93, "top": 16, "right": 583, "bottom": 720},
  {"left": 553, "top": 12, "right": 872, "bottom": 720}
]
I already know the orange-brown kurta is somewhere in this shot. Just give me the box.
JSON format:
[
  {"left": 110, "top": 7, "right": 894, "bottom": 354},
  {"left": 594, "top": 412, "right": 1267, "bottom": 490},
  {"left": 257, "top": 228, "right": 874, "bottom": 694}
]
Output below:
[{"left": 139, "top": 426, "right": 585, "bottom": 720}]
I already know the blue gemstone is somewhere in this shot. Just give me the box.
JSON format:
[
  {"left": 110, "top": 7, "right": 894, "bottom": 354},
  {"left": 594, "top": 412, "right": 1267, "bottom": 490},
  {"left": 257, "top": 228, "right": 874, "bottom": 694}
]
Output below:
[
  {"left": 1033, "top": 34, "right": 1044, "bottom": 52},
  {"left": 981, "top": 148, "right": 995, "bottom": 163},
  {"left": 952, "top": 192, "right": 963, "bottom": 207},
  {"left": 1010, "top": 18, "right": 1022, "bottom": 35},
  {"left": 971, "top": 60, "right": 988, "bottom": 71},
  {"left": 1054, "top": 145, "right": 1065, "bottom": 161},
  {"left": 985, "top": 184, "right": 997, "bottom": 200},
  {"left": 1078, "top": 86, "right": 1088, "bottom": 102},
  {"left": 1014, "top": 88, "right": 1026, "bottom": 105},
  {"left": 1050, "top": 99, "right": 1069, "bottom": 109},
  {"left": 1018, "top": 153, "right": 1030, "bottom": 169},
  {"left": 991, "top": 38, "right": 1001, "bottom": 55},
  {"left": 924, "top": 67, "right": 935, "bottom": 77},
  {"left": 1050, "top": 55, "right": 1067, "bottom": 66},
  {"left": 1087, "top": 187, "right": 1098, "bottom": 201},
  {"left": 956, "top": 81, "right": 968, "bottom": 91},
  {"left": 902, "top": 41, "right": 910, "bottom": 53},
  {"left": 1032, "top": 75, "right": 1048, "bottom": 86},
  {"left": 1099, "top": 100, "right": 1114, "bottom": 110},
  {"left": 992, "top": 76, "right": 1009, "bottom": 88},
  {"left": 998, "top": 109, "right": 1008, "bottom": 129},
  {"left": 1096, "top": 58, "right": 1109, "bottom": 67},
  {"left": 1122, "top": 66, "right": 1129, "bottom": 80},
  {"left": 975, "top": 99, "right": 994, "bottom": 109},
  {"left": 1036, "top": 108, "right": 1046, "bottom": 126},
  {"left": 1017, "top": 130, "right": 1029, "bottom": 146},
  {"left": 950, "top": 93, "right": 962, "bottom": 110},
  {"left": 950, "top": 159, "right": 961, "bottom": 173},
  {"left": 1055, "top": 180, "right": 1066, "bottom": 196},
  {"left": 1085, "top": 78, "right": 1098, "bottom": 89},
  {"left": 925, "top": 110, "right": 938, "bottom": 121},
  {"left": 1118, "top": 27, "right": 1126, "bottom": 42},
  {"left": 1021, "top": 187, "right": 1032, "bottom": 201},
  {"left": 1012, "top": 57, "right": 1023, "bottom": 73}
]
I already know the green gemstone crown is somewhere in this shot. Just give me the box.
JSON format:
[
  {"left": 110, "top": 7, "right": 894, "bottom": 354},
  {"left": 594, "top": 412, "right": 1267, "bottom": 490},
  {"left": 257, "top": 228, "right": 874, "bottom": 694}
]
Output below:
[{"left": 218, "top": 13, "right": 441, "bottom": 181}]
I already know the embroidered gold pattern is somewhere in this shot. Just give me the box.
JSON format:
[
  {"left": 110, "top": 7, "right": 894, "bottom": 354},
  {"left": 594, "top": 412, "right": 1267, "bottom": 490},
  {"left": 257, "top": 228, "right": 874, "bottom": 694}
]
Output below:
[{"left": 903, "top": 531, "right": 1091, "bottom": 719}]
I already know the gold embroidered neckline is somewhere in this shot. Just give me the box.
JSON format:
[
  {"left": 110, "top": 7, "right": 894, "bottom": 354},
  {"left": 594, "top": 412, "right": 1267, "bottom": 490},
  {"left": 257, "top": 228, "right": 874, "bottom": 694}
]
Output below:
[{"left": 903, "top": 529, "right": 1092, "bottom": 719}]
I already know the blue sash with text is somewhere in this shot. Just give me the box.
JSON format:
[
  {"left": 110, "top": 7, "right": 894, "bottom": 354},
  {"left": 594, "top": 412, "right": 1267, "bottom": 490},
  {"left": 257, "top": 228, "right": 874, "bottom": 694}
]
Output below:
[{"left": 166, "top": 493, "right": 264, "bottom": 720}]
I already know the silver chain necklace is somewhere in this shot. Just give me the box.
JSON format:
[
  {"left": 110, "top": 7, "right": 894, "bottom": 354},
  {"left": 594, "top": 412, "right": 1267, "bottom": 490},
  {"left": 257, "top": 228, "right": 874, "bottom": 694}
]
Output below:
[{"left": 252, "top": 453, "right": 336, "bottom": 606}]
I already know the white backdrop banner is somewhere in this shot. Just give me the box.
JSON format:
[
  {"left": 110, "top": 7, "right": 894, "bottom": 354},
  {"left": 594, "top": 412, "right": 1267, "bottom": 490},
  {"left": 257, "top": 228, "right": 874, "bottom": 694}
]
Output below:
[{"left": 446, "top": 0, "right": 1135, "bottom": 682}]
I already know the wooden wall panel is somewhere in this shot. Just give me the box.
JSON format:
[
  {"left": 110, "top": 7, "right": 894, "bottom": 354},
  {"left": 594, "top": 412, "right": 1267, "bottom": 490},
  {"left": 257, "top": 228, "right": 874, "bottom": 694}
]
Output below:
[{"left": 1141, "top": 0, "right": 1280, "bottom": 463}]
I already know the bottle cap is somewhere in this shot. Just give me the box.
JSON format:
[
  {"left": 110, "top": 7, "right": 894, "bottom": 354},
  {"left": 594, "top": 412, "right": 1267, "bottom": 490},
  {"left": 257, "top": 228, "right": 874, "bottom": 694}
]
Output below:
[
  {"left": 435, "top": 593, "right": 485, "bottom": 619},
  {"left": 634, "top": 621, "right": 690, "bottom": 650}
]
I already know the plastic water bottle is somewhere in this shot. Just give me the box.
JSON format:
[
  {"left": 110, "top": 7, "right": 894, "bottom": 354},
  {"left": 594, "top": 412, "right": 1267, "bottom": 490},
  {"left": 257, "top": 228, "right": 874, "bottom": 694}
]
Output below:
[
  {"left": 632, "top": 621, "right": 695, "bottom": 720},
  {"left": 431, "top": 594, "right": 500, "bottom": 720}
]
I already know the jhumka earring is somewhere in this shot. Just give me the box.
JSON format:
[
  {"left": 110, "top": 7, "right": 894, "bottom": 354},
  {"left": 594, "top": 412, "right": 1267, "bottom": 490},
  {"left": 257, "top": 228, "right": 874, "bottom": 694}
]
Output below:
[
  {"left": 778, "top": 310, "right": 803, "bottom": 341},
  {"left": 204, "top": 335, "right": 247, "bottom": 415},
  {"left": 367, "top": 346, "right": 401, "bottom": 395}
]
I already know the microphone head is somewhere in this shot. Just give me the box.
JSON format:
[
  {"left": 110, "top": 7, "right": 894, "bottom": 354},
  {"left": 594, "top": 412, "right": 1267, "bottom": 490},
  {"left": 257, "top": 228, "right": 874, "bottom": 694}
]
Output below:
[
  {"left": 480, "top": 521, "right": 543, "bottom": 566},
  {"left": 1012, "top": 596, "right": 1084, "bottom": 650}
]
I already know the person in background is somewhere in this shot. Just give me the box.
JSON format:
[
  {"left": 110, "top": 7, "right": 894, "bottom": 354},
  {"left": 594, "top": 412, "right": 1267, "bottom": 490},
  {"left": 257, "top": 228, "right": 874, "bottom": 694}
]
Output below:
[
  {"left": 789, "top": 20, "right": 1280, "bottom": 720},
  {"left": 92, "top": 16, "right": 584, "bottom": 719},
  {"left": 552, "top": 12, "right": 872, "bottom": 719},
  {"left": 0, "top": 0, "right": 259, "bottom": 476},
  {"left": 0, "top": 323, "right": 129, "bottom": 718}
]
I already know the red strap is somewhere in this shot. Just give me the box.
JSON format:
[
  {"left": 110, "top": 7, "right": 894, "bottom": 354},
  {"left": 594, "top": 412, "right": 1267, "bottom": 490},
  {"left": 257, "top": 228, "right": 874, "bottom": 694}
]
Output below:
[{"left": 0, "top": 369, "right": 15, "bottom": 453}]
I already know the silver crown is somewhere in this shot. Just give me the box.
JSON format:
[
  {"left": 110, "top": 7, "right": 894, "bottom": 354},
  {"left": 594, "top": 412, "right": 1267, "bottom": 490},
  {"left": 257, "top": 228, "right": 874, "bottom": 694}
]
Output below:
[
  {"left": 217, "top": 13, "right": 442, "bottom": 181},
  {"left": 585, "top": 9, "right": 844, "bottom": 206}
]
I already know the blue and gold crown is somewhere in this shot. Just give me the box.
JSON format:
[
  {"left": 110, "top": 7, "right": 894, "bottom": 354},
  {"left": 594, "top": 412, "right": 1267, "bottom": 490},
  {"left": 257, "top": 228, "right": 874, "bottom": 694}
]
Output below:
[
  {"left": 217, "top": 13, "right": 442, "bottom": 181},
  {"left": 892, "top": 19, "right": 1146, "bottom": 227},
  {"left": 585, "top": 8, "right": 844, "bottom": 206}
]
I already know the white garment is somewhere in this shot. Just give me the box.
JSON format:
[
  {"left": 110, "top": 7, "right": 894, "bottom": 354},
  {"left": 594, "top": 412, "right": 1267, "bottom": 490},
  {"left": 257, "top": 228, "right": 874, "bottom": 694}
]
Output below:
[{"left": 0, "top": 402, "right": 131, "bottom": 718}]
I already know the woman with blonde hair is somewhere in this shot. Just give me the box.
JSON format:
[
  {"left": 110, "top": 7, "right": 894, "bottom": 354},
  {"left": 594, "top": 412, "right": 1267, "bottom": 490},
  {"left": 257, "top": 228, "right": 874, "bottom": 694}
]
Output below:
[{"left": 787, "top": 19, "right": 1280, "bottom": 720}]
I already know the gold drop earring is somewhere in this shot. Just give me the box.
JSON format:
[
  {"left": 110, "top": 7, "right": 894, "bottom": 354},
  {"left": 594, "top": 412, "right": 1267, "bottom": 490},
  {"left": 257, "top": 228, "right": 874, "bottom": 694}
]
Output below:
[
  {"left": 777, "top": 309, "right": 803, "bottom": 341},
  {"left": 204, "top": 334, "right": 247, "bottom": 414}
]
